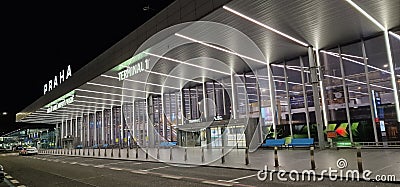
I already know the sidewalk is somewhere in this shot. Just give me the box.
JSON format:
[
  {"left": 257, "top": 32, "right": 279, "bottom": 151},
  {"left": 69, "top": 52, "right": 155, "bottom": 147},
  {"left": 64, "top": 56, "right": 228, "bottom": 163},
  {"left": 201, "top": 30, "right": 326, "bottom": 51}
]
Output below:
[{"left": 40, "top": 146, "right": 400, "bottom": 181}]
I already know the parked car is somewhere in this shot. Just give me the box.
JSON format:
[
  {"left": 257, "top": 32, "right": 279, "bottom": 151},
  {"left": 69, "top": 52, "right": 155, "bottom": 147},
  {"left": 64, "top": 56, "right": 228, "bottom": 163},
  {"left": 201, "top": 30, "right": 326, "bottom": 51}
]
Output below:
[
  {"left": 0, "top": 164, "right": 4, "bottom": 183},
  {"left": 19, "top": 147, "right": 38, "bottom": 156}
]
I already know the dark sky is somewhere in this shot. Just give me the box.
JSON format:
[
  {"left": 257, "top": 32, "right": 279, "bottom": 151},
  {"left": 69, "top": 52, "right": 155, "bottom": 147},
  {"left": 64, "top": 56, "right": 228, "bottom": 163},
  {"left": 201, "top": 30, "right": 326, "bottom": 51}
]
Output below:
[{"left": 0, "top": 1, "right": 175, "bottom": 134}]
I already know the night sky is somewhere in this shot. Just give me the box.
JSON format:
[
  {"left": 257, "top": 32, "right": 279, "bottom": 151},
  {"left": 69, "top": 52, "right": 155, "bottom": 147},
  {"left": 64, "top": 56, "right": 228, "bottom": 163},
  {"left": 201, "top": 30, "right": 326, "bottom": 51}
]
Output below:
[{"left": 0, "top": 1, "right": 175, "bottom": 134}]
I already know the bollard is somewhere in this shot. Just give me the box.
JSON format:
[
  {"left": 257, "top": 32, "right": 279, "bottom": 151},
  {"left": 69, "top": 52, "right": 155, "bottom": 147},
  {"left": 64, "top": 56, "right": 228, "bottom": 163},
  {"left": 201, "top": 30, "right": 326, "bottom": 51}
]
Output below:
[
  {"left": 201, "top": 147, "right": 205, "bottom": 163},
  {"left": 118, "top": 148, "right": 121, "bottom": 158},
  {"left": 184, "top": 148, "right": 187, "bottom": 162},
  {"left": 127, "top": 147, "right": 130, "bottom": 158},
  {"left": 98, "top": 147, "right": 101, "bottom": 157},
  {"left": 357, "top": 147, "right": 363, "bottom": 173},
  {"left": 136, "top": 146, "right": 138, "bottom": 159},
  {"left": 87, "top": 148, "right": 90, "bottom": 156},
  {"left": 169, "top": 147, "right": 173, "bottom": 160},
  {"left": 310, "top": 146, "right": 316, "bottom": 170},
  {"left": 221, "top": 148, "right": 225, "bottom": 164},
  {"left": 146, "top": 148, "right": 149, "bottom": 159},
  {"left": 111, "top": 148, "right": 114, "bottom": 157},
  {"left": 75, "top": 149, "right": 76, "bottom": 155},
  {"left": 79, "top": 148, "right": 81, "bottom": 155},
  {"left": 71, "top": 149, "right": 73, "bottom": 155},
  {"left": 83, "top": 148, "right": 85, "bottom": 156},
  {"left": 274, "top": 146, "right": 279, "bottom": 167},
  {"left": 104, "top": 148, "right": 107, "bottom": 157},
  {"left": 245, "top": 147, "right": 249, "bottom": 165},
  {"left": 93, "top": 148, "right": 95, "bottom": 156},
  {"left": 157, "top": 147, "right": 160, "bottom": 159}
]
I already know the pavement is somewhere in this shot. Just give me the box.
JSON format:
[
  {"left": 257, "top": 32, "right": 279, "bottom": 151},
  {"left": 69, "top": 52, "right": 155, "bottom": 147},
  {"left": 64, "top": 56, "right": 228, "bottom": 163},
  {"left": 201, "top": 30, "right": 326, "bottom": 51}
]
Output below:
[{"left": 39, "top": 146, "right": 400, "bottom": 183}]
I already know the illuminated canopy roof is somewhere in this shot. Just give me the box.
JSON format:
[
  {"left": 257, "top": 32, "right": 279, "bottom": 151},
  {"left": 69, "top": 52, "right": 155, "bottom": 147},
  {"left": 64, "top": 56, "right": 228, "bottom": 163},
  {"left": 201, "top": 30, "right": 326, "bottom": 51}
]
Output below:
[{"left": 17, "top": 0, "right": 400, "bottom": 124}]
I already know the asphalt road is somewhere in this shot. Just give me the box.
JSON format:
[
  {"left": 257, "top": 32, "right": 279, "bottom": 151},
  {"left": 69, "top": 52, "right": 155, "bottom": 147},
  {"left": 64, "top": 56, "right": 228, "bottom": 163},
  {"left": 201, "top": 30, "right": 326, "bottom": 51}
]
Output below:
[{"left": 0, "top": 154, "right": 398, "bottom": 187}]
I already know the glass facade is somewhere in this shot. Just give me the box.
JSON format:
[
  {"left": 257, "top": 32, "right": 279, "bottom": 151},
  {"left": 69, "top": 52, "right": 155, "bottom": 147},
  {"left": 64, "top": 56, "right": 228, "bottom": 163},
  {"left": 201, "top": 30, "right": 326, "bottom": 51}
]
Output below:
[{"left": 49, "top": 31, "right": 399, "bottom": 150}]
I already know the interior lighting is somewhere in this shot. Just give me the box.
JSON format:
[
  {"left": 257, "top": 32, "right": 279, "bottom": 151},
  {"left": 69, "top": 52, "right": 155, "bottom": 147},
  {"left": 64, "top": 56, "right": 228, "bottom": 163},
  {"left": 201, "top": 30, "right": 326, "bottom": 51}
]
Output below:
[{"left": 223, "top": 6, "right": 309, "bottom": 47}]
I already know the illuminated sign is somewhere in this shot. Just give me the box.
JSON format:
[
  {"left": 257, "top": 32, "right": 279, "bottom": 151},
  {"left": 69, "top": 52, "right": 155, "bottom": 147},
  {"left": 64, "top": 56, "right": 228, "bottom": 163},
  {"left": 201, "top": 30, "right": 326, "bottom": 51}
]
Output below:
[
  {"left": 43, "top": 65, "right": 72, "bottom": 95},
  {"left": 46, "top": 95, "right": 74, "bottom": 113},
  {"left": 45, "top": 90, "right": 75, "bottom": 113},
  {"left": 118, "top": 58, "right": 149, "bottom": 81}
]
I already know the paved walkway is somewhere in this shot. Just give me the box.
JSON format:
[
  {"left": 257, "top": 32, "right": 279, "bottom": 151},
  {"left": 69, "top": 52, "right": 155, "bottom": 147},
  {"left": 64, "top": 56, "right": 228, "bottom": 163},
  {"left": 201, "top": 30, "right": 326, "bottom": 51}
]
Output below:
[{"left": 40, "top": 146, "right": 400, "bottom": 182}]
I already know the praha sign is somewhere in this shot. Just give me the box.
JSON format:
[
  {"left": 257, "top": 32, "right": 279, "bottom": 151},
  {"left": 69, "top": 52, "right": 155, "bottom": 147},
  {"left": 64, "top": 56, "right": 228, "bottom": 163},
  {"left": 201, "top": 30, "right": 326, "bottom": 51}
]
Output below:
[
  {"left": 46, "top": 95, "right": 74, "bottom": 113},
  {"left": 43, "top": 65, "right": 72, "bottom": 95}
]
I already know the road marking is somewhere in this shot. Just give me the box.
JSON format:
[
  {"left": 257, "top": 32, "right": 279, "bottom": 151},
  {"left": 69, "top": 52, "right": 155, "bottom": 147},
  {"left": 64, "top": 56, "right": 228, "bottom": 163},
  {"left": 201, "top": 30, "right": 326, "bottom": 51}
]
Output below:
[
  {"left": 5, "top": 175, "right": 12, "bottom": 179},
  {"left": 17, "top": 185, "right": 27, "bottom": 187},
  {"left": 10, "top": 179, "right": 19, "bottom": 183},
  {"left": 102, "top": 161, "right": 130, "bottom": 166},
  {"left": 94, "top": 165, "right": 104, "bottom": 168},
  {"left": 202, "top": 180, "right": 233, "bottom": 186},
  {"left": 160, "top": 174, "right": 183, "bottom": 180},
  {"left": 130, "top": 170, "right": 148, "bottom": 175},
  {"left": 79, "top": 163, "right": 89, "bottom": 166},
  {"left": 224, "top": 174, "right": 257, "bottom": 183},
  {"left": 70, "top": 162, "right": 77, "bottom": 164},
  {"left": 109, "top": 167, "right": 123, "bottom": 171},
  {"left": 141, "top": 166, "right": 170, "bottom": 172}
]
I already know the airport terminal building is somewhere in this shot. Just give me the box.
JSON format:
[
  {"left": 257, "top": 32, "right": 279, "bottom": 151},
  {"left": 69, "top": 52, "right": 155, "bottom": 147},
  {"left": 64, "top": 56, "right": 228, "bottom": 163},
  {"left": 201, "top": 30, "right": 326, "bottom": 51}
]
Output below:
[{"left": 16, "top": 0, "right": 400, "bottom": 151}]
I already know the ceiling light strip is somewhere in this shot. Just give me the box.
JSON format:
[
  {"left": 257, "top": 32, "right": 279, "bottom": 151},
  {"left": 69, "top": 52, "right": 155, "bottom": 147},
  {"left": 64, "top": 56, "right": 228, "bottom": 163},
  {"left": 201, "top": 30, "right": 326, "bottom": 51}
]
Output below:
[
  {"left": 100, "top": 74, "right": 180, "bottom": 90},
  {"left": 144, "top": 52, "right": 231, "bottom": 75},
  {"left": 344, "top": 0, "right": 386, "bottom": 31},
  {"left": 87, "top": 82, "right": 161, "bottom": 95},
  {"left": 223, "top": 6, "right": 309, "bottom": 47},
  {"left": 175, "top": 33, "right": 268, "bottom": 65},
  {"left": 144, "top": 70, "right": 203, "bottom": 83}
]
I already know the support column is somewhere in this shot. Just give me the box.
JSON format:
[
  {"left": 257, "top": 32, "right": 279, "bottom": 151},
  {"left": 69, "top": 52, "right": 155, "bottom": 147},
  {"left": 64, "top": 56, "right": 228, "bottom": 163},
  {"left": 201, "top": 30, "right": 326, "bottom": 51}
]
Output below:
[
  {"left": 338, "top": 46, "right": 353, "bottom": 143},
  {"left": 361, "top": 39, "right": 379, "bottom": 143},
  {"left": 80, "top": 115, "right": 83, "bottom": 144},
  {"left": 203, "top": 82, "right": 208, "bottom": 119},
  {"left": 111, "top": 106, "right": 114, "bottom": 145},
  {"left": 94, "top": 111, "right": 97, "bottom": 146},
  {"left": 101, "top": 109, "right": 104, "bottom": 144},
  {"left": 315, "top": 49, "right": 329, "bottom": 126},
  {"left": 384, "top": 31, "right": 400, "bottom": 122},
  {"left": 120, "top": 105, "right": 124, "bottom": 147},
  {"left": 308, "top": 46, "right": 326, "bottom": 149},
  {"left": 267, "top": 63, "right": 278, "bottom": 139},
  {"left": 231, "top": 73, "right": 239, "bottom": 119},
  {"left": 61, "top": 120, "right": 64, "bottom": 148},
  {"left": 87, "top": 113, "right": 90, "bottom": 147},
  {"left": 284, "top": 61, "right": 294, "bottom": 137},
  {"left": 300, "top": 57, "right": 311, "bottom": 138},
  {"left": 55, "top": 123, "right": 59, "bottom": 148}
]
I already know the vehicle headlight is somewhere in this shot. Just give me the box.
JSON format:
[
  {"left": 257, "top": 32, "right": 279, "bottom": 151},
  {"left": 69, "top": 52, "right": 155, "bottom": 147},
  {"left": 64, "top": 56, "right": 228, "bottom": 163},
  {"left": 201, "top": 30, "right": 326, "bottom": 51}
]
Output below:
[{"left": 0, "top": 165, "right": 3, "bottom": 171}]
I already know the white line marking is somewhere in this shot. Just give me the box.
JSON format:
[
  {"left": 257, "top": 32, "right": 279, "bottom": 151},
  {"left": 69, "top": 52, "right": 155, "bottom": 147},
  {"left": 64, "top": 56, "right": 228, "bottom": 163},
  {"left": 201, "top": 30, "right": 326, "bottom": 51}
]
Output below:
[
  {"left": 202, "top": 180, "right": 232, "bottom": 186},
  {"left": 79, "top": 163, "right": 89, "bottom": 166},
  {"left": 130, "top": 170, "right": 148, "bottom": 175},
  {"left": 142, "top": 166, "right": 170, "bottom": 172},
  {"left": 5, "top": 176, "right": 12, "bottom": 179},
  {"left": 160, "top": 174, "right": 183, "bottom": 180},
  {"left": 109, "top": 167, "right": 123, "bottom": 171},
  {"left": 17, "top": 185, "right": 26, "bottom": 187},
  {"left": 10, "top": 179, "right": 19, "bottom": 183},
  {"left": 225, "top": 174, "right": 257, "bottom": 182}
]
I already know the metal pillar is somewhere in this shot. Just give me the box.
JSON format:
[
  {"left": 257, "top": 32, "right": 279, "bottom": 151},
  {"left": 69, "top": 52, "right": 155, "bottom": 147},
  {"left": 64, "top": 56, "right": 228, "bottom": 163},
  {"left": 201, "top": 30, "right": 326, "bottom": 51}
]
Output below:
[
  {"left": 384, "top": 31, "right": 400, "bottom": 122},
  {"left": 308, "top": 46, "right": 326, "bottom": 149},
  {"left": 338, "top": 46, "right": 353, "bottom": 143},
  {"left": 300, "top": 57, "right": 311, "bottom": 138},
  {"left": 231, "top": 73, "right": 239, "bottom": 119},
  {"left": 267, "top": 63, "right": 278, "bottom": 139},
  {"left": 284, "top": 61, "right": 294, "bottom": 137},
  {"left": 361, "top": 39, "right": 379, "bottom": 143}
]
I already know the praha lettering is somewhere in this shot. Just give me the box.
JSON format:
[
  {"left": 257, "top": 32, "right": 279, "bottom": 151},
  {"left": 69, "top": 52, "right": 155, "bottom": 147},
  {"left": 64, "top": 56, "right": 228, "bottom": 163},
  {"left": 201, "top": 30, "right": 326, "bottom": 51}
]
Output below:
[
  {"left": 118, "top": 58, "right": 149, "bottom": 81},
  {"left": 43, "top": 65, "right": 72, "bottom": 95}
]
